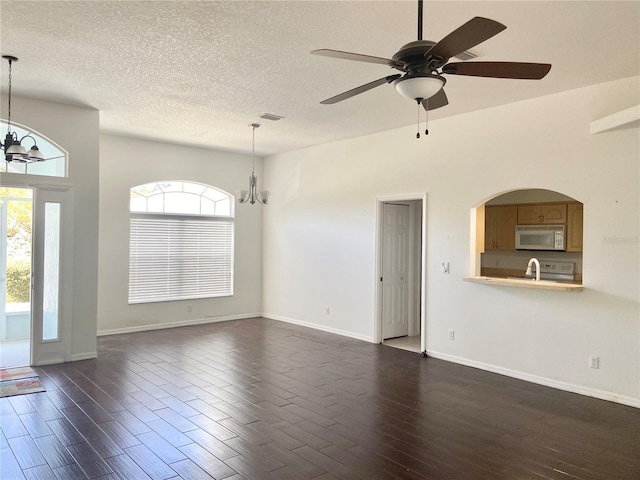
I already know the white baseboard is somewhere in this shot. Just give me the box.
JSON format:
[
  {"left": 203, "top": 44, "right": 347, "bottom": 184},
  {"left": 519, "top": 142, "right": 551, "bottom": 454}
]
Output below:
[
  {"left": 263, "top": 313, "right": 374, "bottom": 343},
  {"left": 33, "top": 352, "right": 96, "bottom": 366},
  {"left": 97, "top": 313, "right": 261, "bottom": 337},
  {"left": 427, "top": 350, "right": 640, "bottom": 409},
  {"left": 34, "top": 357, "right": 66, "bottom": 366},
  {"left": 70, "top": 351, "right": 98, "bottom": 362}
]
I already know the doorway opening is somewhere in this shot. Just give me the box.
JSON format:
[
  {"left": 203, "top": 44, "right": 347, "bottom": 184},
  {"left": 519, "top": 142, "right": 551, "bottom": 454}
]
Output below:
[
  {"left": 1, "top": 187, "right": 33, "bottom": 368},
  {"left": 375, "top": 195, "right": 426, "bottom": 354}
]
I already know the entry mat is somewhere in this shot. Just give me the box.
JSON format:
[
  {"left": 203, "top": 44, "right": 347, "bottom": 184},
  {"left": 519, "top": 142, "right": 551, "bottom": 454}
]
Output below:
[{"left": 0, "top": 366, "right": 45, "bottom": 397}]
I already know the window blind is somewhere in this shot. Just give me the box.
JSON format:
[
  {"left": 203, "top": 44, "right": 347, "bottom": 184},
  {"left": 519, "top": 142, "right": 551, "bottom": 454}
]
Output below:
[{"left": 129, "top": 214, "right": 233, "bottom": 304}]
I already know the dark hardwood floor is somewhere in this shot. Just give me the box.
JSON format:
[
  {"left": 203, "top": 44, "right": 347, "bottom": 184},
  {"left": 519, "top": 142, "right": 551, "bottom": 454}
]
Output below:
[{"left": 1, "top": 318, "right": 639, "bottom": 479}]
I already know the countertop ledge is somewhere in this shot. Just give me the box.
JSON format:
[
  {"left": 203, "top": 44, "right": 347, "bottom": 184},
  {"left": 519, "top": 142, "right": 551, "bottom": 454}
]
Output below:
[{"left": 464, "top": 276, "right": 583, "bottom": 292}]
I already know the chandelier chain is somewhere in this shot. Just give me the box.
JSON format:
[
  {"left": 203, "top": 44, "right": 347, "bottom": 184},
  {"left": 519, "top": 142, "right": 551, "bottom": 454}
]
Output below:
[
  {"left": 252, "top": 124, "right": 256, "bottom": 174},
  {"left": 7, "top": 58, "right": 13, "bottom": 132}
]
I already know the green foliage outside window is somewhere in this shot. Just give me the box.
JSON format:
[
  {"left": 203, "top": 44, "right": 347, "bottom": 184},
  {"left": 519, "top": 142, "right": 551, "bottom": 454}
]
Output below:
[{"left": 6, "top": 259, "right": 31, "bottom": 303}]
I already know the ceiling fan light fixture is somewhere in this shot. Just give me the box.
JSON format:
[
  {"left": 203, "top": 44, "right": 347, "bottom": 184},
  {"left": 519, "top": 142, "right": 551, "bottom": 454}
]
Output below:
[{"left": 394, "top": 74, "right": 445, "bottom": 101}]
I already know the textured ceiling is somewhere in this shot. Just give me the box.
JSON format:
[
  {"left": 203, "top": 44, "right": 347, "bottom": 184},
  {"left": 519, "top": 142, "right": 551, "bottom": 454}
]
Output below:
[{"left": 1, "top": 1, "right": 639, "bottom": 156}]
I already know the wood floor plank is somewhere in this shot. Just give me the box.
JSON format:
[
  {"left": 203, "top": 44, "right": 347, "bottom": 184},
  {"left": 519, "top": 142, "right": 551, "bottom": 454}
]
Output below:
[
  {"left": 23, "top": 463, "right": 57, "bottom": 480},
  {"left": 33, "top": 434, "right": 77, "bottom": 469},
  {"left": 1, "top": 411, "right": 30, "bottom": 438},
  {"left": 7, "top": 435, "right": 47, "bottom": 469},
  {"left": 122, "top": 443, "right": 178, "bottom": 480},
  {"left": 19, "top": 412, "right": 54, "bottom": 438},
  {"left": 103, "top": 453, "right": 152, "bottom": 479},
  {"left": 65, "top": 442, "right": 113, "bottom": 478},
  {"left": 259, "top": 441, "right": 326, "bottom": 479},
  {"left": 292, "top": 445, "right": 362, "bottom": 480},
  {"left": 136, "top": 430, "right": 188, "bottom": 464},
  {"left": 52, "top": 463, "right": 89, "bottom": 480},
  {"left": 183, "top": 428, "right": 239, "bottom": 461},
  {"left": 1, "top": 435, "right": 27, "bottom": 479},
  {"left": 178, "top": 442, "right": 237, "bottom": 479},
  {"left": 168, "top": 458, "right": 216, "bottom": 479},
  {"left": 46, "top": 417, "right": 85, "bottom": 447}
]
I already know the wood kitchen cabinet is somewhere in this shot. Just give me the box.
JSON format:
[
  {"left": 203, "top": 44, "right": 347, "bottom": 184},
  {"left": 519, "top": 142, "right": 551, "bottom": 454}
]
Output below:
[
  {"left": 517, "top": 203, "right": 567, "bottom": 225},
  {"left": 485, "top": 205, "right": 517, "bottom": 250},
  {"left": 566, "top": 202, "right": 583, "bottom": 252}
]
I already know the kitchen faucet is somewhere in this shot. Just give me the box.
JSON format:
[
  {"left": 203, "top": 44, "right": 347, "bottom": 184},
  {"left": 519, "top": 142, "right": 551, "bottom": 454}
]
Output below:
[{"left": 525, "top": 258, "right": 541, "bottom": 281}]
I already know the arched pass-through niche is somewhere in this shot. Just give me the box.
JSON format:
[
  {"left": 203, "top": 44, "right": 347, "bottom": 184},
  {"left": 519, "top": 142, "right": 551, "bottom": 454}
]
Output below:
[{"left": 470, "top": 189, "right": 583, "bottom": 285}]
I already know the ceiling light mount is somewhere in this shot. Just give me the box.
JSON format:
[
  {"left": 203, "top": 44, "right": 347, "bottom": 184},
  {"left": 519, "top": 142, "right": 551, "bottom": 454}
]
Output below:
[
  {"left": 1, "top": 55, "right": 47, "bottom": 163},
  {"left": 238, "top": 123, "right": 269, "bottom": 205},
  {"left": 259, "top": 113, "right": 284, "bottom": 121}
]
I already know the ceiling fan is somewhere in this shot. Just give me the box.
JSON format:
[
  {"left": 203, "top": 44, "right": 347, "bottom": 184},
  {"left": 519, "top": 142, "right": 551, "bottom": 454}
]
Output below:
[{"left": 311, "top": 0, "right": 551, "bottom": 114}]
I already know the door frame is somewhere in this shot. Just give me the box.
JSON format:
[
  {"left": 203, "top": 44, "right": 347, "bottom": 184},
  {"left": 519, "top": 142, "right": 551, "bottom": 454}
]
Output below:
[
  {"left": 374, "top": 194, "right": 427, "bottom": 354},
  {"left": 1, "top": 175, "right": 74, "bottom": 366}
]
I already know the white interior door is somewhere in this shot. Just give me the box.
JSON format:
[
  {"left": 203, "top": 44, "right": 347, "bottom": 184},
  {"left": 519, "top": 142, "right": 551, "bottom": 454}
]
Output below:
[
  {"left": 31, "top": 187, "right": 73, "bottom": 366},
  {"left": 381, "top": 202, "right": 410, "bottom": 339}
]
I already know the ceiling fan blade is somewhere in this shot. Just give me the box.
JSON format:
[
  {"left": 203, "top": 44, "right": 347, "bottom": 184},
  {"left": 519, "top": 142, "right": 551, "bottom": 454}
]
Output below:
[
  {"left": 320, "top": 74, "right": 401, "bottom": 104},
  {"left": 425, "top": 17, "right": 506, "bottom": 62},
  {"left": 422, "top": 89, "right": 449, "bottom": 111},
  {"left": 443, "top": 61, "right": 552, "bottom": 79},
  {"left": 312, "top": 49, "right": 405, "bottom": 70}
]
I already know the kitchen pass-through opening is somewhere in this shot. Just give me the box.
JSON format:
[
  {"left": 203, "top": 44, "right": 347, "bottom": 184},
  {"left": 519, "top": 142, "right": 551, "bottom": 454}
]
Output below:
[{"left": 470, "top": 188, "right": 583, "bottom": 284}]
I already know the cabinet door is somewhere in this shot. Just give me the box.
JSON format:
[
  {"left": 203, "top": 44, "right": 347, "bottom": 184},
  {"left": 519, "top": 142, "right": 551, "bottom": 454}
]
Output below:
[
  {"left": 517, "top": 204, "right": 542, "bottom": 224},
  {"left": 566, "top": 203, "right": 583, "bottom": 252},
  {"left": 485, "top": 206, "right": 517, "bottom": 250},
  {"left": 540, "top": 203, "right": 567, "bottom": 224},
  {"left": 518, "top": 203, "right": 567, "bottom": 224}
]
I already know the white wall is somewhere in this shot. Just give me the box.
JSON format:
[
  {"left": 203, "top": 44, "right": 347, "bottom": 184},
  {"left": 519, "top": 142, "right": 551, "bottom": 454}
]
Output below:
[
  {"left": 1, "top": 94, "right": 100, "bottom": 361},
  {"left": 98, "top": 135, "right": 263, "bottom": 334},
  {"left": 262, "top": 77, "right": 640, "bottom": 406}
]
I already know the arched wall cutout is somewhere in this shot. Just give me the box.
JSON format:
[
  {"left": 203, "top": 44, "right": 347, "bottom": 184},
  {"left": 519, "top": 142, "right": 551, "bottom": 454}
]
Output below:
[{"left": 470, "top": 188, "right": 584, "bottom": 283}]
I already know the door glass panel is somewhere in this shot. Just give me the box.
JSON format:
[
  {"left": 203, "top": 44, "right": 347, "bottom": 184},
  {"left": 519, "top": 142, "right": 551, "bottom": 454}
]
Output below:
[{"left": 42, "top": 202, "right": 60, "bottom": 341}]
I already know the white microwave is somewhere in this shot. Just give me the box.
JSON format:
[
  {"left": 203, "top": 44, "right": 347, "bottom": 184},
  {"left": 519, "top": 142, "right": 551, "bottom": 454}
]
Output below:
[{"left": 516, "top": 225, "right": 566, "bottom": 251}]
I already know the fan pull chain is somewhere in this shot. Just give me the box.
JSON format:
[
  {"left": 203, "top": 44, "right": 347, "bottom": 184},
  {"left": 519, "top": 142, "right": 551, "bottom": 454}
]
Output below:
[
  {"left": 416, "top": 100, "right": 421, "bottom": 139},
  {"left": 424, "top": 99, "right": 429, "bottom": 136}
]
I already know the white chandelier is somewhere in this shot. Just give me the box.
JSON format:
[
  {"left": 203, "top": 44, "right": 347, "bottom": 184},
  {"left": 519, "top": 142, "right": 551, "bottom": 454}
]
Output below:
[
  {"left": 1, "top": 55, "right": 46, "bottom": 163},
  {"left": 238, "top": 123, "right": 269, "bottom": 205}
]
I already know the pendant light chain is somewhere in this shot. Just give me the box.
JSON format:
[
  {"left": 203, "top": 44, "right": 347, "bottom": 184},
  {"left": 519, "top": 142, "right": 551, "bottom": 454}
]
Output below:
[
  {"left": 252, "top": 124, "right": 256, "bottom": 174},
  {"left": 6, "top": 57, "right": 13, "bottom": 133}
]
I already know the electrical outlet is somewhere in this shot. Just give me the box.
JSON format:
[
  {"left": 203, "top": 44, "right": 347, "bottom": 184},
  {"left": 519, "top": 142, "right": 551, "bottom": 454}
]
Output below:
[
  {"left": 188, "top": 304, "right": 192, "bottom": 313},
  {"left": 325, "top": 306, "right": 330, "bottom": 315},
  {"left": 448, "top": 329, "right": 455, "bottom": 341},
  {"left": 589, "top": 355, "right": 600, "bottom": 369},
  {"left": 441, "top": 262, "right": 450, "bottom": 274}
]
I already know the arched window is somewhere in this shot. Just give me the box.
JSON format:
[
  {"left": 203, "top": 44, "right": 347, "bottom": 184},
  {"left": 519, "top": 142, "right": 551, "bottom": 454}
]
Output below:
[
  {"left": 128, "top": 181, "right": 235, "bottom": 304},
  {"left": 1, "top": 121, "right": 67, "bottom": 177}
]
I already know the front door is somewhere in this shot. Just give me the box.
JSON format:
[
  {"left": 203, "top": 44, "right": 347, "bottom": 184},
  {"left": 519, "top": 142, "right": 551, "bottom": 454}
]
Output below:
[
  {"left": 0, "top": 188, "right": 33, "bottom": 368},
  {"left": 381, "top": 202, "right": 410, "bottom": 339}
]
